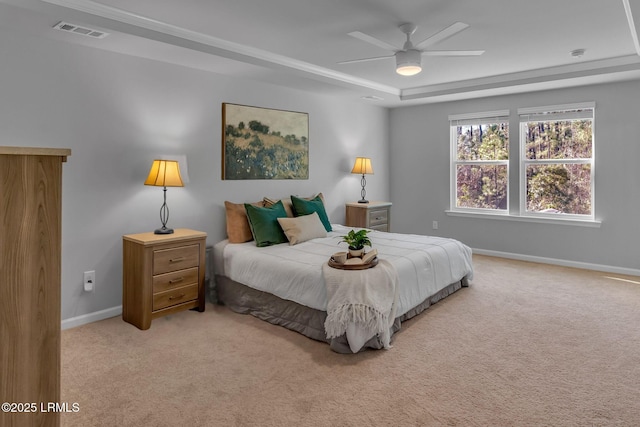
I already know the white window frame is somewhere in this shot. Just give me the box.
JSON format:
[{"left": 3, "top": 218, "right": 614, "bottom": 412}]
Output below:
[
  {"left": 449, "top": 110, "right": 510, "bottom": 214},
  {"left": 518, "top": 102, "right": 595, "bottom": 221}
]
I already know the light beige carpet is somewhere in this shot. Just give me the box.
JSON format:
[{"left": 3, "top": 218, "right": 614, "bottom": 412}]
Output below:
[{"left": 61, "top": 255, "right": 640, "bottom": 426}]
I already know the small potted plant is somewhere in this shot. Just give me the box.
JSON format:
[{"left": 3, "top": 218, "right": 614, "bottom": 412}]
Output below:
[{"left": 339, "top": 229, "right": 372, "bottom": 257}]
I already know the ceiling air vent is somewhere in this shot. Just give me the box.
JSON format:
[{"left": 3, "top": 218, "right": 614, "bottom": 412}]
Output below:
[{"left": 53, "top": 21, "right": 109, "bottom": 39}]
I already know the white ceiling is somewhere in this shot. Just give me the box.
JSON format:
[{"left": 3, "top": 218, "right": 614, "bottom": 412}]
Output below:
[{"left": 2, "top": 0, "right": 640, "bottom": 107}]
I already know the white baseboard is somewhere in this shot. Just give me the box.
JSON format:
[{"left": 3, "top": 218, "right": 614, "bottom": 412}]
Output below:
[
  {"left": 61, "top": 306, "right": 122, "bottom": 330},
  {"left": 473, "top": 248, "right": 640, "bottom": 277}
]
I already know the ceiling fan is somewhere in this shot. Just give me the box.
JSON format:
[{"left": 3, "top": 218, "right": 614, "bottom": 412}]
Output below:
[{"left": 339, "top": 22, "right": 484, "bottom": 76}]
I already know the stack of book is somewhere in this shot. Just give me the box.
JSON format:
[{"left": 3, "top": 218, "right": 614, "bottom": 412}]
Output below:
[{"left": 343, "top": 248, "right": 377, "bottom": 265}]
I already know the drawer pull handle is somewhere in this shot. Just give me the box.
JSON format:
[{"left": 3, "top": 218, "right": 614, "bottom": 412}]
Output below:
[
  {"left": 375, "top": 217, "right": 383, "bottom": 220},
  {"left": 168, "top": 294, "right": 186, "bottom": 301},
  {"left": 169, "top": 277, "right": 184, "bottom": 284},
  {"left": 169, "top": 257, "right": 185, "bottom": 263}
]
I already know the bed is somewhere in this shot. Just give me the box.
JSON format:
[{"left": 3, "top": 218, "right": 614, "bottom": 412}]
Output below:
[{"left": 212, "top": 222, "right": 473, "bottom": 353}]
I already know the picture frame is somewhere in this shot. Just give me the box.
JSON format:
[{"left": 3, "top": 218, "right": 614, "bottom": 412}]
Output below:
[{"left": 222, "top": 103, "right": 309, "bottom": 180}]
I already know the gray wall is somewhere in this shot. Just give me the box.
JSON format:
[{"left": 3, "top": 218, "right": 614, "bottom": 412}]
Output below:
[
  {"left": 4, "top": 24, "right": 637, "bottom": 325},
  {"left": 389, "top": 81, "right": 640, "bottom": 271},
  {"left": 1, "top": 31, "right": 389, "bottom": 321}
]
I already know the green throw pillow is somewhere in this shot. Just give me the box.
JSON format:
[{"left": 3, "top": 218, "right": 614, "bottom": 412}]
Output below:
[
  {"left": 244, "top": 200, "right": 288, "bottom": 247},
  {"left": 290, "top": 195, "right": 332, "bottom": 232}
]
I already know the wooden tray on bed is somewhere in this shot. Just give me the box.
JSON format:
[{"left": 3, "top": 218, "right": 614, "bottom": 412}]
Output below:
[{"left": 328, "top": 256, "right": 378, "bottom": 270}]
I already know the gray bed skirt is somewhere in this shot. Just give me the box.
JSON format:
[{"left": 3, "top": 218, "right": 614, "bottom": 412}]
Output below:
[{"left": 213, "top": 275, "right": 469, "bottom": 353}]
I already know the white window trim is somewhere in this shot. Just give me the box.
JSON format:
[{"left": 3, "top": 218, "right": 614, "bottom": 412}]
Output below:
[
  {"left": 449, "top": 110, "right": 510, "bottom": 214},
  {"left": 517, "top": 102, "right": 595, "bottom": 117},
  {"left": 448, "top": 109, "right": 510, "bottom": 124},
  {"left": 518, "top": 102, "right": 595, "bottom": 221},
  {"left": 445, "top": 209, "right": 602, "bottom": 228},
  {"left": 447, "top": 103, "right": 601, "bottom": 226}
]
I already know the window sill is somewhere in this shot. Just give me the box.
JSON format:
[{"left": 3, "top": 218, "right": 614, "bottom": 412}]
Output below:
[{"left": 445, "top": 210, "right": 602, "bottom": 228}]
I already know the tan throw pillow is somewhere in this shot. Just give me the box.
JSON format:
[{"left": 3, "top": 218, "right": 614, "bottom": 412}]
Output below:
[
  {"left": 224, "top": 200, "right": 263, "bottom": 243},
  {"left": 277, "top": 211, "right": 328, "bottom": 245}
]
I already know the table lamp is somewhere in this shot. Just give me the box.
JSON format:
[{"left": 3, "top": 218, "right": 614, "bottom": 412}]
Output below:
[
  {"left": 144, "top": 159, "right": 184, "bottom": 234},
  {"left": 351, "top": 157, "right": 374, "bottom": 203}
]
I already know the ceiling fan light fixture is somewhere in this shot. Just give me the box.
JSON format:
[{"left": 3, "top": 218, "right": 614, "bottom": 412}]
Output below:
[{"left": 395, "top": 49, "right": 422, "bottom": 76}]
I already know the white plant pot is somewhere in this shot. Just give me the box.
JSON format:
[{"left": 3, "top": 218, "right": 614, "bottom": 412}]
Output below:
[{"left": 349, "top": 248, "right": 364, "bottom": 258}]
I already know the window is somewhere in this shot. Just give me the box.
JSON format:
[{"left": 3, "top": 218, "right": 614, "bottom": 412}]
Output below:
[
  {"left": 518, "top": 103, "right": 594, "bottom": 220},
  {"left": 449, "top": 111, "right": 510, "bottom": 213}
]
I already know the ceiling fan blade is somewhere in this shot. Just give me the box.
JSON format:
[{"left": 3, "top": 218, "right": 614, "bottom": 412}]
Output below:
[
  {"left": 348, "top": 31, "right": 399, "bottom": 52},
  {"left": 415, "top": 22, "right": 470, "bottom": 50},
  {"left": 338, "top": 55, "right": 395, "bottom": 64},
  {"left": 422, "top": 50, "right": 485, "bottom": 56}
]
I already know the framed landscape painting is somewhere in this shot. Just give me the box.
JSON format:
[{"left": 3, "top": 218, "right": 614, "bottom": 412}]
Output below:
[{"left": 222, "top": 103, "right": 309, "bottom": 180}]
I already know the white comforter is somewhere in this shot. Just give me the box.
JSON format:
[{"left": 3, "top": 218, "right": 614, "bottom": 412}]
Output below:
[{"left": 217, "top": 225, "right": 473, "bottom": 317}]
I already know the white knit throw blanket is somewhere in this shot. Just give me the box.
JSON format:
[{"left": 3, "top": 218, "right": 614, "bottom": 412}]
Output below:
[{"left": 323, "top": 259, "right": 399, "bottom": 351}]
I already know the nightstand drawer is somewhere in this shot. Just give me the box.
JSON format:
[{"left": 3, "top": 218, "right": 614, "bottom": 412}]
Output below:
[
  {"left": 369, "top": 224, "right": 389, "bottom": 232},
  {"left": 153, "top": 283, "right": 199, "bottom": 311},
  {"left": 153, "top": 267, "right": 199, "bottom": 293},
  {"left": 369, "top": 209, "right": 388, "bottom": 226},
  {"left": 153, "top": 244, "right": 200, "bottom": 275}
]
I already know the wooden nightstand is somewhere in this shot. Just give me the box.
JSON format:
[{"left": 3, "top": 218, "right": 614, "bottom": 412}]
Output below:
[
  {"left": 345, "top": 202, "right": 392, "bottom": 232},
  {"left": 122, "top": 228, "right": 207, "bottom": 330}
]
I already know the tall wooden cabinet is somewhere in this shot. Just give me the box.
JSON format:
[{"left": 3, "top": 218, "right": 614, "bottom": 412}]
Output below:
[{"left": 1, "top": 146, "right": 70, "bottom": 427}]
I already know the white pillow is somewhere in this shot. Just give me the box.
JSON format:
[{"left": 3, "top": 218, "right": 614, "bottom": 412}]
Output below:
[{"left": 277, "top": 211, "right": 327, "bottom": 245}]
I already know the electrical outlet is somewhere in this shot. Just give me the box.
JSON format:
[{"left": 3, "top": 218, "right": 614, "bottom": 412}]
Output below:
[
  {"left": 83, "top": 270, "right": 95, "bottom": 292},
  {"left": 432, "top": 221, "right": 439, "bottom": 230}
]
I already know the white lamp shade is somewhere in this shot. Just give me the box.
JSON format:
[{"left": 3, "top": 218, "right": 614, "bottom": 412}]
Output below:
[
  {"left": 159, "top": 154, "right": 189, "bottom": 184},
  {"left": 144, "top": 159, "right": 184, "bottom": 187},
  {"left": 396, "top": 49, "right": 422, "bottom": 76},
  {"left": 351, "top": 157, "right": 374, "bottom": 175}
]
